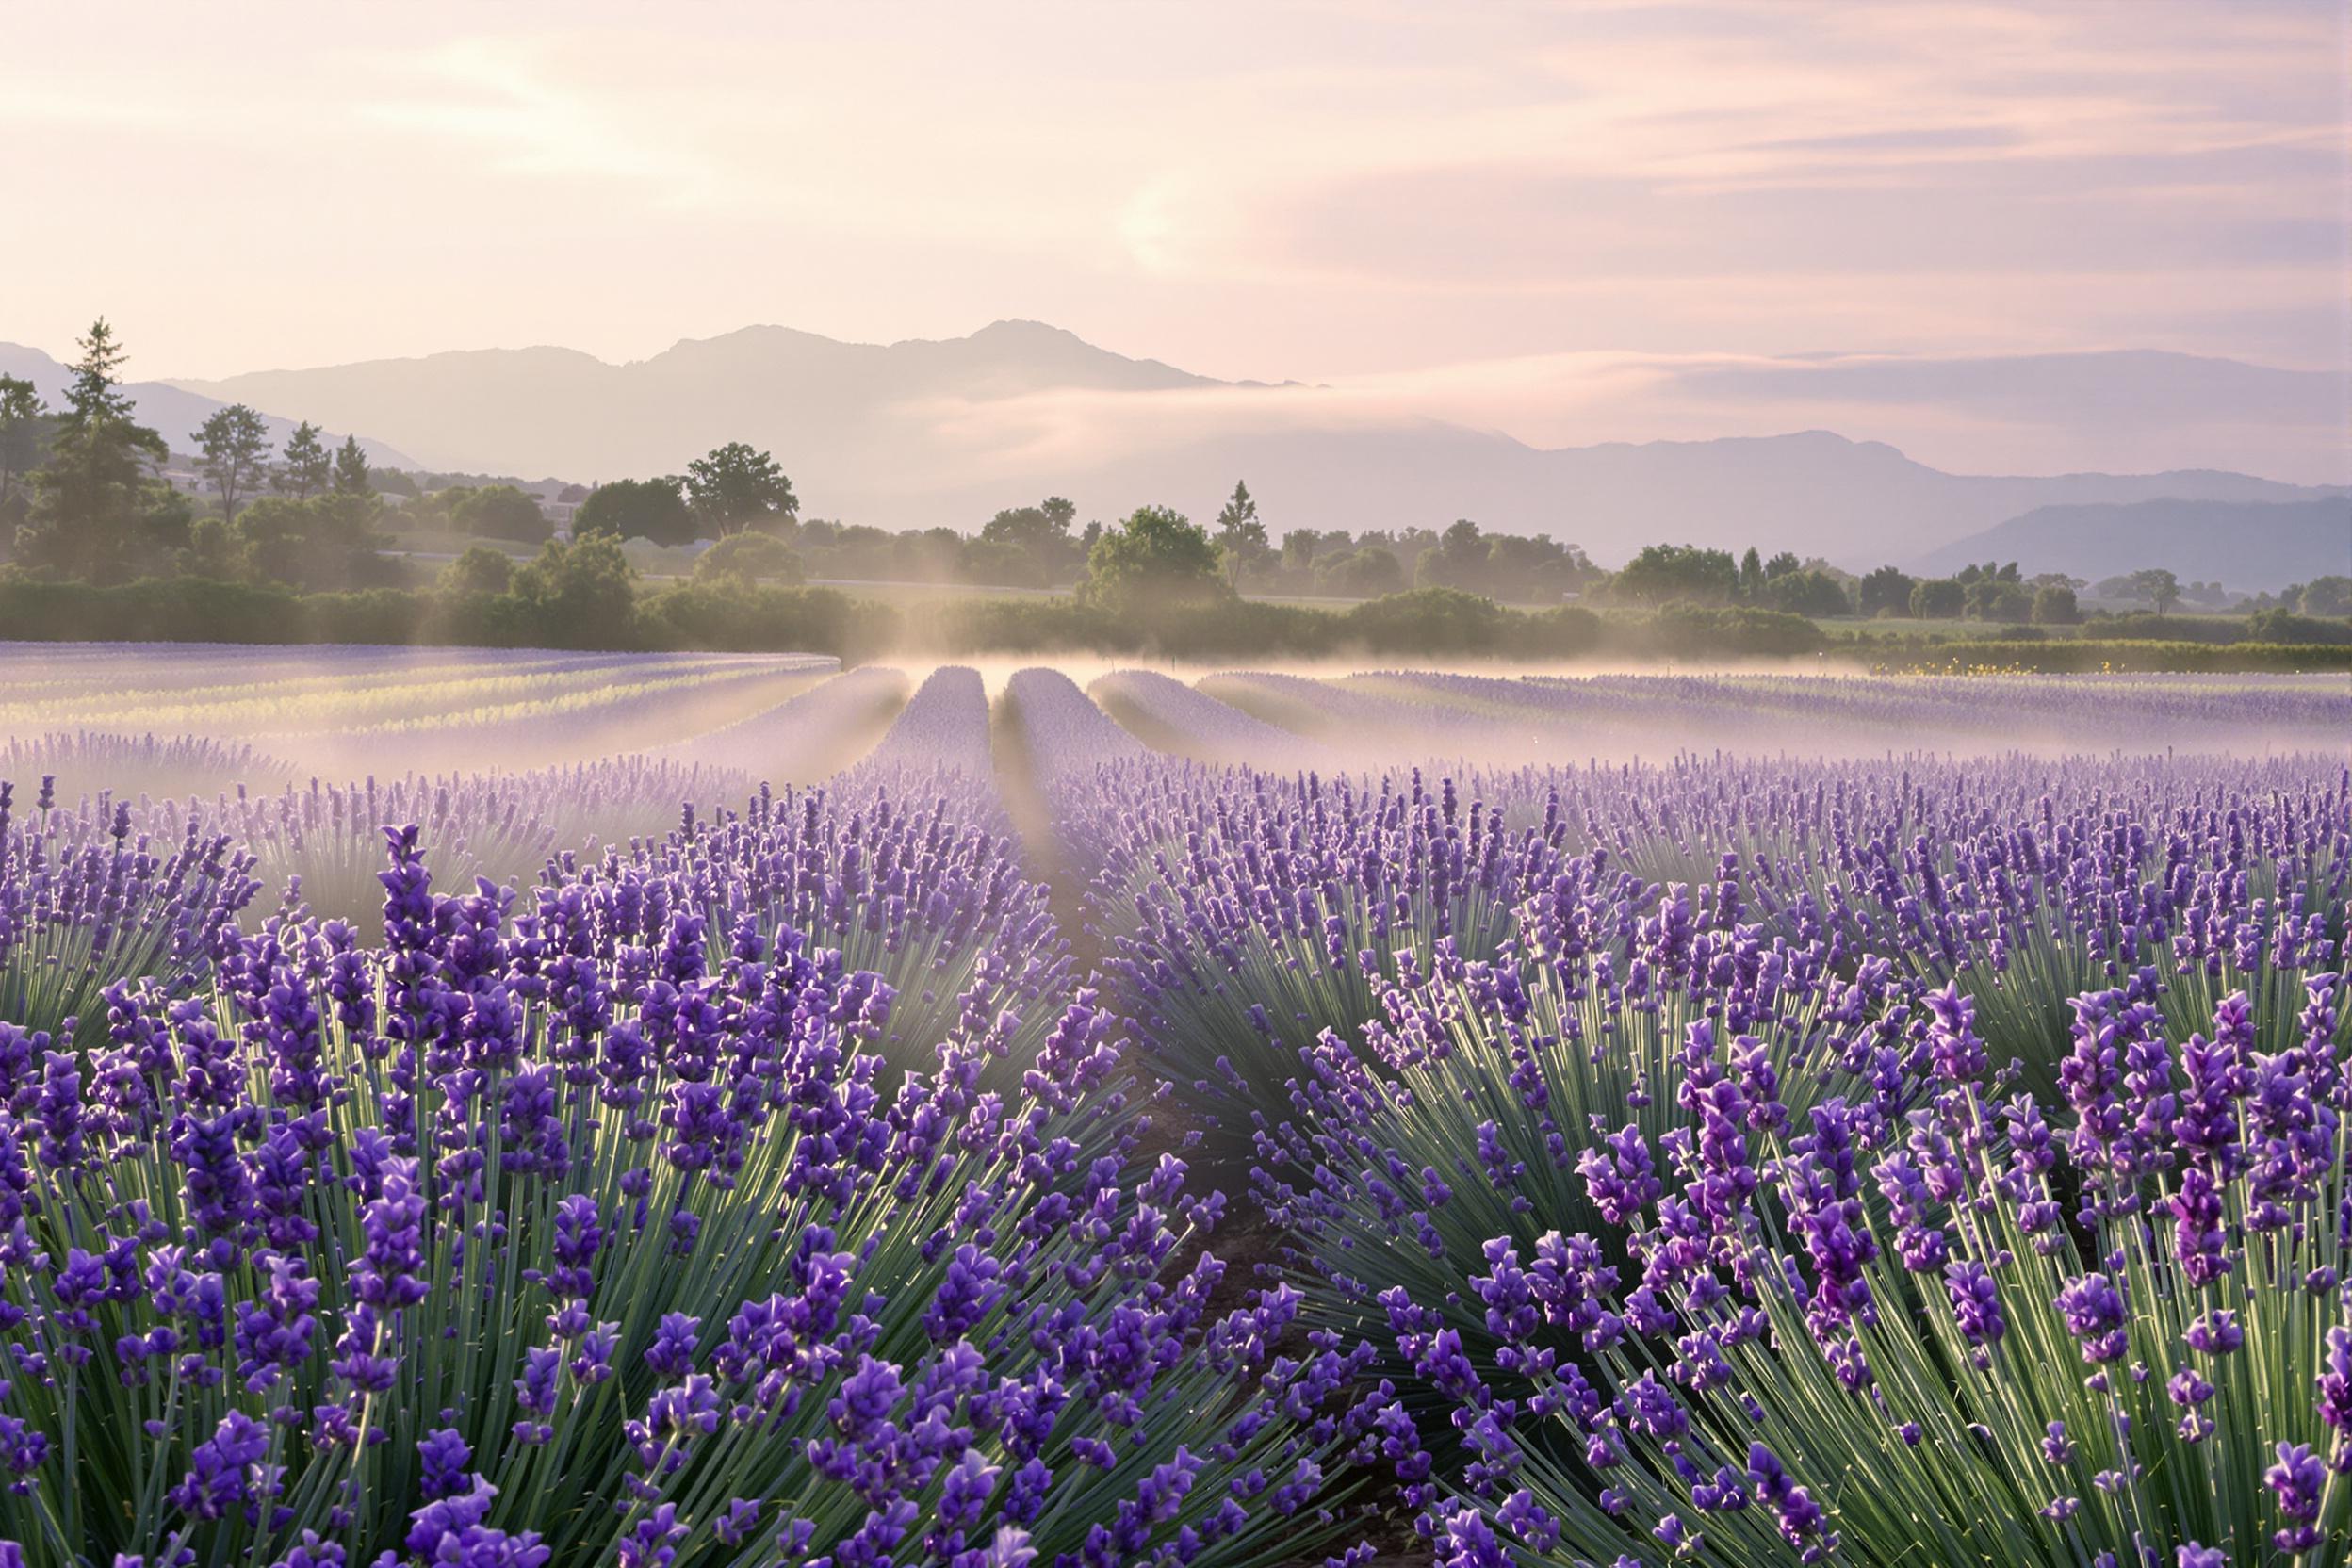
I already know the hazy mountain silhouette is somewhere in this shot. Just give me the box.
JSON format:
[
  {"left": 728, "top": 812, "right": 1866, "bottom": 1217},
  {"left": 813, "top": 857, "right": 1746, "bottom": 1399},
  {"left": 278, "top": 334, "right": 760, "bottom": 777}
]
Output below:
[
  {"left": 160, "top": 320, "right": 2341, "bottom": 565},
  {"left": 0, "top": 342, "right": 415, "bottom": 468},
  {"left": 1914, "top": 497, "right": 2351, "bottom": 584}
]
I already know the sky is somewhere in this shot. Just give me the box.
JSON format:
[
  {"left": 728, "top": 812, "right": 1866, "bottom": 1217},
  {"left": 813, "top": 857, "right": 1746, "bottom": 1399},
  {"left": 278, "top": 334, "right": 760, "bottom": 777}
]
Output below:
[{"left": 4, "top": 0, "right": 2346, "bottom": 479}]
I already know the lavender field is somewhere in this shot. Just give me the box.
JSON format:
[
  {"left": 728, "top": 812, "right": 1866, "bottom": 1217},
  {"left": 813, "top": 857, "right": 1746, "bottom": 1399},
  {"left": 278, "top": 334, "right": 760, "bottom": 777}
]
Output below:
[{"left": 1, "top": 643, "right": 2348, "bottom": 1568}]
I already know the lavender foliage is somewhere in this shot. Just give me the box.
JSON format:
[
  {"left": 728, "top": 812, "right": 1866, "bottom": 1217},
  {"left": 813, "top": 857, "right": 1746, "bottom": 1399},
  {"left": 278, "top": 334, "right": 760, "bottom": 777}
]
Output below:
[
  {"left": 1408, "top": 977, "right": 2352, "bottom": 1566},
  {"left": 3, "top": 649, "right": 2346, "bottom": 1565},
  {"left": 556, "top": 772, "right": 1068, "bottom": 1077},
  {"left": 0, "top": 827, "right": 1416, "bottom": 1567},
  {"left": 855, "top": 666, "right": 996, "bottom": 784},
  {"left": 1003, "top": 668, "right": 1146, "bottom": 789},
  {"left": 0, "top": 783, "right": 259, "bottom": 1038},
  {"left": 1062, "top": 763, "right": 1567, "bottom": 1141},
  {"left": 1087, "top": 671, "right": 1330, "bottom": 771},
  {"left": 662, "top": 665, "right": 910, "bottom": 783}
]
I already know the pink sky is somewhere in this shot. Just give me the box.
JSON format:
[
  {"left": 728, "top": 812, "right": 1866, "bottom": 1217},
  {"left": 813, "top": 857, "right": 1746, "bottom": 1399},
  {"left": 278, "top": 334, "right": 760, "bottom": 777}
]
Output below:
[{"left": 4, "top": 0, "right": 2344, "bottom": 475}]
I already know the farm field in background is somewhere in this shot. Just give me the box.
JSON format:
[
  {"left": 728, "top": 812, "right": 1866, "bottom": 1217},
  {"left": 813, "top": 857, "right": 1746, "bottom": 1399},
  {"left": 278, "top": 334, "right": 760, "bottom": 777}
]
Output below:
[{"left": 0, "top": 639, "right": 2348, "bottom": 1567}]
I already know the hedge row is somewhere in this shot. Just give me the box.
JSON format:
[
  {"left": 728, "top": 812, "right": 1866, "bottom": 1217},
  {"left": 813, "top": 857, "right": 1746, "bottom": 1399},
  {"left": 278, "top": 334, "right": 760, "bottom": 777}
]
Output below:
[
  {"left": 2, "top": 577, "right": 2346, "bottom": 673},
  {"left": 0, "top": 577, "right": 1822, "bottom": 662}
]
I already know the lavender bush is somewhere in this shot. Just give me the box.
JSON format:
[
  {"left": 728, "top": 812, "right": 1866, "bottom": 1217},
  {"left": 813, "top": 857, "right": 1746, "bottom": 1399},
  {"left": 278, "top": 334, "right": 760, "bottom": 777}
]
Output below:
[
  {"left": 0, "top": 733, "right": 296, "bottom": 808},
  {"left": 1002, "top": 669, "right": 1146, "bottom": 790},
  {"left": 1196, "top": 673, "right": 1511, "bottom": 767},
  {"left": 558, "top": 774, "right": 1068, "bottom": 1079},
  {"left": 207, "top": 758, "right": 743, "bottom": 926},
  {"left": 1086, "top": 672, "right": 1329, "bottom": 771},
  {"left": 1062, "top": 763, "right": 1568, "bottom": 1142},
  {"left": 1509, "top": 752, "right": 2350, "bottom": 1096},
  {"left": 1255, "top": 860, "right": 1914, "bottom": 1379},
  {"left": 0, "top": 780, "right": 258, "bottom": 1040},
  {"left": 0, "top": 827, "right": 1417, "bottom": 1567},
  {"left": 855, "top": 667, "right": 996, "bottom": 785},
  {"left": 663, "top": 666, "right": 910, "bottom": 783},
  {"left": 1409, "top": 976, "right": 2352, "bottom": 1567},
  {"left": 1331, "top": 671, "right": 2352, "bottom": 761}
]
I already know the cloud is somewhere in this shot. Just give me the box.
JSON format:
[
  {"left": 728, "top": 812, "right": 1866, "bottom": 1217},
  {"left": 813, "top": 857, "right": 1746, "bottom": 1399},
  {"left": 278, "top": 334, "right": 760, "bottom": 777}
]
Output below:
[
  {"left": 0, "top": 0, "right": 2338, "bottom": 466},
  {"left": 893, "top": 346, "right": 2351, "bottom": 485},
  {"left": 353, "top": 39, "right": 730, "bottom": 206}
]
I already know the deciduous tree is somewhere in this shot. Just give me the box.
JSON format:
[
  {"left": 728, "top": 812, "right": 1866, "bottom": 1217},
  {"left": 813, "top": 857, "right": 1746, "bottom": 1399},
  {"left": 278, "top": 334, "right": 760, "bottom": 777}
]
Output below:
[
  {"left": 1910, "top": 577, "right": 1965, "bottom": 618},
  {"left": 1078, "top": 504, "right": 1229, "bottom": 616},
  {"left": 693, "top": 531, "right": 804, "bottom": 585},
  {"left": 2129, "top": 567, "right": 2182, "bottom": 614},
  {"left": 439, "top": 545, "right": 515, "bottom": 596},
  {"left": 1315, "top": 546, "right": 1404, "bottom": 597},
  {"left": 1611, "top": 543, "right": 1739, "bottom": 605},
  {"left": 978, "top": 495, "right": 1082, "bottom": 583},
  {"left": 451, "top": 484, "right": 551, "bottom": 543},
  {"left": 513, "top": 532, "right": 639, "bottom": 645},
  {"left": 685, "top": 442, "right": 796, "bottom": 536},
  {"left": 196, "top": 402, "right": 272, "bottom": 523},
  {"left": 1757, "top": 568, "right": 1852, "bottom": 618},
  {"left": 1857, "top": 564, "right": 1917, "bottom": 617},
  {"left": 1738, "top": 547, "right": 1765, "bottom": 599},
  {"left": 2032, "top": 583, "right": 2081, "bottom": 625},
  {"left": 577, "top": 477, "right": 695, "bottom": 545},
  {"left": 1964, "top": 578, "right": 2033, "bottom": 622},
  {"left": 226, "top": 491, "right": 390, "bottom": 591}
]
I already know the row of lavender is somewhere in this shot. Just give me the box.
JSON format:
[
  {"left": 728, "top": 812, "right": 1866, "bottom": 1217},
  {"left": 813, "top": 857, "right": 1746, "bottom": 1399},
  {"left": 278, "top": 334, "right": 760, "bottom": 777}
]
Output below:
[
  {"left": 0, "top": 666, "right": 1047, "bottom": 1065},
  {"left": 0, "top": 665, "right": 1393, "bottom": 1568},
  {"left": 0, "top": 644, "right": 841, "bottom": 781},
  {"left": 0, "top": 659, "right": 2345, "bottom": 1565},
  {"left": 1011, "top": 667, "right": 2352, "bottom": 1566},
  {"left": 1197, "top": 669, "right": 2352, "bottom": 766},
  {"left": 0, "top": 824, "right": 1412, "bottom": 1568}
]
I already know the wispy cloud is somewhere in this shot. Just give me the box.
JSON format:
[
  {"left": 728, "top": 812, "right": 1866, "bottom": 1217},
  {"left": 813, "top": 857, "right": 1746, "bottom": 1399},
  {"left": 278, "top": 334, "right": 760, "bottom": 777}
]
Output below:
[
  {"left": 0, "top": 0, "right": 2339, "bottom": 480},
  {"left": 898, "top": 345, "right": 2350, "bottom": 484},
  {"left": 355, "top": 40, "right": 727, "bottom": 204}
]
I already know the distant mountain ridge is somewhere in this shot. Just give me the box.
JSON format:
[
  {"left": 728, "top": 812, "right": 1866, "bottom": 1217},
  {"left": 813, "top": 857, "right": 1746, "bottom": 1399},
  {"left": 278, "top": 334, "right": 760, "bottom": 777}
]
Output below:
[
  {"left": 1914, "top": 498, "right": 2351, "bottom": 585},
  {"left": 138, "top": 320, "right": 2352, "bottom": 570},
  {"left": 0, "top": 342, "right": 415, "bottom": 469}
]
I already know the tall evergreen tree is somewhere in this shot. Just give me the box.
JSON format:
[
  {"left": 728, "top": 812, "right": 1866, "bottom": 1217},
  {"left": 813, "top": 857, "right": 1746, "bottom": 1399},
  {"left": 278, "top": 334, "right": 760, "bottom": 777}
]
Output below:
[
  {"left": 19, "top": 318, "right": 181, "bottom": 582},
  {"left": 276, "top": 421, "right": 331, "bottom": 501},
  {"left": 1738, "top": 547, "right": 1765, "bottom": 599},
  {"left": 333, "top": 434, "right": 372, "bottom": 496},
  {"left": 1213, "top": 480, "right": 1269, "bottom": 588},
  {"left": 0, "top": 374, "right": 46, "bottom": 523}
]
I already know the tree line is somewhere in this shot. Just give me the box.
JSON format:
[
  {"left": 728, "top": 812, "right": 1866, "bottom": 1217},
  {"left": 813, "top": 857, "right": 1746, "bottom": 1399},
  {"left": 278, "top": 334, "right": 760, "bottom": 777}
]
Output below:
[
  {"left": 0, "top": 320, "right": 383, "bottom": 591},
  {"left": 4, "top": 319, "right": 2343, "bottom": 660}
]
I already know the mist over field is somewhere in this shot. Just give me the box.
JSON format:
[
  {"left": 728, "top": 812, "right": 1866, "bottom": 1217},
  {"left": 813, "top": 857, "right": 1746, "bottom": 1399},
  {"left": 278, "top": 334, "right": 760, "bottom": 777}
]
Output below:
[{"left": 146, "top": 326, "right": 2346, "bottom": 567}]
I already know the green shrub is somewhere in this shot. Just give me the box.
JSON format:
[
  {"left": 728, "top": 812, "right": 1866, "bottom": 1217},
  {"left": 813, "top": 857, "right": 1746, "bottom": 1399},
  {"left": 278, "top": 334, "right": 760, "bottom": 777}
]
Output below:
[
  {"left": 1339, "top": 586, "right": 1505, "bottom": 652},
  {"left": 1633, "top": 602, "right": 1827, "bottom": 658},
  {"left": 637, "top": 580, "right": 892, "bottom": 657},
  {"left": 2243, "top": 609, "right": 2352, "bottom": 645},
  {"left": 1514, "top": 604, "right": 1604, "bottom": 657},
  {"left": 302, "top": 586, "right": 429, "bottom": 644}
]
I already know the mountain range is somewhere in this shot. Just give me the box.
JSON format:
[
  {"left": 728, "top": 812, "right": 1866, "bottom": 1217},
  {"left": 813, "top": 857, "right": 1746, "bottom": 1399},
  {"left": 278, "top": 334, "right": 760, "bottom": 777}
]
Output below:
[
  {"left": 1915, "top": 498, "right": 2349, "bottom": 585},
  {"left": 6, "top": 321, "right": 2343, "bottom": 577}
]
